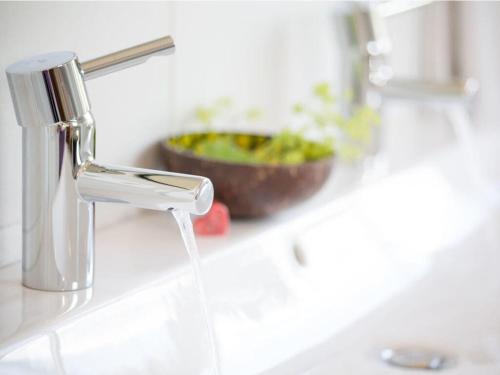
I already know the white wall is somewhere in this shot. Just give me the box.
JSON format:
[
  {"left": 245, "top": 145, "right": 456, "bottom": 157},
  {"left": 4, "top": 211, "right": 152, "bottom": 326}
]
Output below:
[
  {"left": 0, "top": 1, "right": 498, "bottom": 268},
  {"left": 457, "top": 2, "right": 500, "bottom": 129},
  {"left": 169, "top": 2, "right": 341, "bottom": 133}
]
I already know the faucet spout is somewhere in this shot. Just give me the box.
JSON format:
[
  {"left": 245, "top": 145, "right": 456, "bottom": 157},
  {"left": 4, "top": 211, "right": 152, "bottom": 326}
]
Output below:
[{"left": 78, "top": 162, "right": 213, "bottom": 215}]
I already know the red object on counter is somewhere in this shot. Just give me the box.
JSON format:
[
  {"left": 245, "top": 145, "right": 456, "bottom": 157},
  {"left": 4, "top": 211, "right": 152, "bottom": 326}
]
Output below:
[{"left": 194, "top": 201, "right": 230, "bottom": 236}]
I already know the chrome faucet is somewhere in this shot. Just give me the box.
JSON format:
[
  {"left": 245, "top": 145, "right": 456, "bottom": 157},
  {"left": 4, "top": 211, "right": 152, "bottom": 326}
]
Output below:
[
  {"left": 336, "top": 1, "right": 480, "bottom": 180},
  {"left": 6, "top": 36, "right": 214, "bottom": 292},
  {"left": 336, "top": 1, "right": 478, "bottom": 110}
]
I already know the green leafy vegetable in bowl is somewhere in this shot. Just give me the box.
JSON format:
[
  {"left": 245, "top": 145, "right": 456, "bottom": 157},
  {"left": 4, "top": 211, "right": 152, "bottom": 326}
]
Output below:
[
  {"left": 167, "top": 82, "right": 380, "bottom": 165},
  {"left": 168, "top": 131, "right": 333, "bottom": 165}
]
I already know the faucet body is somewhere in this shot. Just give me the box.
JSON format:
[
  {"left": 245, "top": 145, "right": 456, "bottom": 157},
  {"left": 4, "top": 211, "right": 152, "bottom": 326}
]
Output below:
[
  {"left": 21, "top": 112, "right": 95, "bottom": 291},
  {"left": 6, "top": 37, "right": 213, "bottom": 291},
  {"left": 336, "top": 1, "right": 478, "bottom": 110},
  {"left": 335, "top": 1, "right": 479, "bottom": 170}
]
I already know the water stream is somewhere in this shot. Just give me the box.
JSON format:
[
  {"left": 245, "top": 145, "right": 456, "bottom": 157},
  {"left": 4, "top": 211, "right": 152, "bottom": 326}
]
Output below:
[
  {"left": 172, "top": 210, "right": 221, "bottom": 375},
  {"left": 445, "top": 104, "right": 500, "bottom": 205},
  {"left": 445, "top": 104, "right": 487, "bottom": 191}
]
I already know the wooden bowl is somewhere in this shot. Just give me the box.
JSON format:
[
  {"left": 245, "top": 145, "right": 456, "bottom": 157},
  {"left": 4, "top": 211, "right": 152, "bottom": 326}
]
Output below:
[{"left": 160, "top": 134, "right": 334, "bottom": 218}]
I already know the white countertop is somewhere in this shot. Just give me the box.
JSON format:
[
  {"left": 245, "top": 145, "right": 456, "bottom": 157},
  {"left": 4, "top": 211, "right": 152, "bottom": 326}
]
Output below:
[
  {"left": 1, "top": 127, "right": 499, "bottom": 374},
  {"left": 0, "top": 159, "right": 364, "bottom": 356},
  {"left": 266, "top": 207, "right": 500, "bottom": 375}
]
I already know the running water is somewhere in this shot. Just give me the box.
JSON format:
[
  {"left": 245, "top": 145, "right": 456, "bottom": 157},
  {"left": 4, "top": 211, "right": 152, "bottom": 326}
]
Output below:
[
  {"left": 445, "top": 104, "right": 499, "bottom": 205},
  {"left": 446, "top": 104, "right": 487, "bottom": 191},
  {"left": 172, "top": 210, "right": 221, "bottom": 375}
]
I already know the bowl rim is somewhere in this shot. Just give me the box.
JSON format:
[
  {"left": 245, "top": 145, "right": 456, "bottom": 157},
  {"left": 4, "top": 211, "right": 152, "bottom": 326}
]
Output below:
[{"left": 160, "top": 131, "right": 335, "bottom": 169}]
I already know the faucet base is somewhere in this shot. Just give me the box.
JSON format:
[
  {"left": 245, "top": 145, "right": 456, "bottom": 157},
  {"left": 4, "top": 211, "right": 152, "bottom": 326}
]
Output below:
[{"left": 22, "top": 280, "right": 93, "bottom": 292}]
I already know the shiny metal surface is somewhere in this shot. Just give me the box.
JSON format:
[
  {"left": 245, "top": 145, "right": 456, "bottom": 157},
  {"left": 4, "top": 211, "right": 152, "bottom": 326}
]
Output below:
[
  {"left": 5, "top": 35, "right": 213, "bottom": 292},
  {"left": 336, "top": 2, "right": 477, "bottom": 110},
  {"left": 6, "top": 52, "right": 90, "bottom": 127},
  {"left": 78, "top": 163, "right": 213, "bottom": 215},
  {"left": 336, "top": 4, "right": 392, "bottom": 110},
  {"left": 21, "top": 114, "right": 96, "bottom": 291},
  {"left": 380, "top": 78, "right": 479, "bottom": 103},
  {"left": 81, "top": 35, "right": 175, "bottom": 80},
  {"left": 381, "top": 348, "right": 452, "bottom": 370}
]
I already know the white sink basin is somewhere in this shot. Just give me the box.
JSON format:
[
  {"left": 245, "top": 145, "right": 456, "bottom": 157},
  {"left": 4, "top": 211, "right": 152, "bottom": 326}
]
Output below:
[{"left": 1, "top": 129, "right": 500, "bottom": 374}]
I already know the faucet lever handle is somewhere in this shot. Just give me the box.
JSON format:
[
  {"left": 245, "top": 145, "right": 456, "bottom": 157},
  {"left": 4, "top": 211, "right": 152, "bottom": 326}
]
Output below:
[{"left": 80, "top": 35, "right": 175, "bottom": 80}]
